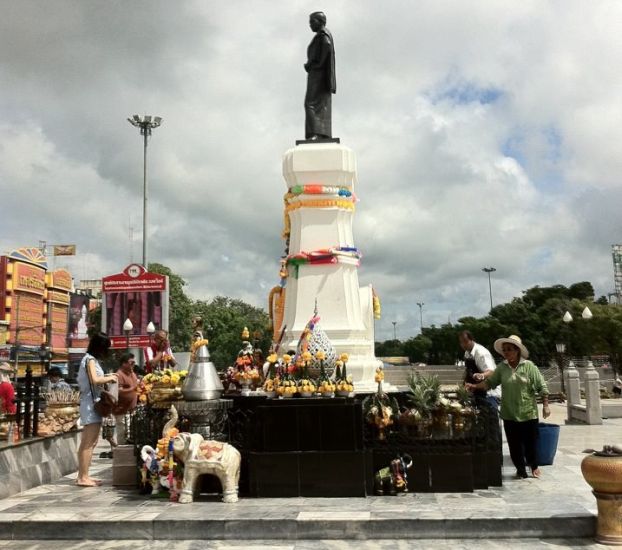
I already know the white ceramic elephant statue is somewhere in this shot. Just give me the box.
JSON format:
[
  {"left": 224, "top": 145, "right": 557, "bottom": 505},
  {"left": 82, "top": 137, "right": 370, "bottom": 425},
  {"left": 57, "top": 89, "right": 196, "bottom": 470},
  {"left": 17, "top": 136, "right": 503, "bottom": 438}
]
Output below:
[{"left": 172, "top": 432, "right": 241, "bottom": 504}]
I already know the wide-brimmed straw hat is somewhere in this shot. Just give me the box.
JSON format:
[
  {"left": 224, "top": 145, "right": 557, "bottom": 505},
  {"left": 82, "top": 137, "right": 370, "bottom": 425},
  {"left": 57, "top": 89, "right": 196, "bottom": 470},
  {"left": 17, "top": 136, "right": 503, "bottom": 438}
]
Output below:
[
  {"left": 0, "top": 362, "right": 14, "bottom": 373},
  {"left": 494, "top": 335, "right": 529, "bottom": 359}
]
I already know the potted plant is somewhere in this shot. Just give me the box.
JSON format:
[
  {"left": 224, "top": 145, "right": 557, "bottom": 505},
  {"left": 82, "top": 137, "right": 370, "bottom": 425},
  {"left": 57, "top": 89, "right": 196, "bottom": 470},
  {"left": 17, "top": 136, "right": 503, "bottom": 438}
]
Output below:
[
  {"left": 581, "top": 445, "right": 622, "bottom": 545},
  {"left": 405, "top": 372, "right": 440, "bottom": 437}
]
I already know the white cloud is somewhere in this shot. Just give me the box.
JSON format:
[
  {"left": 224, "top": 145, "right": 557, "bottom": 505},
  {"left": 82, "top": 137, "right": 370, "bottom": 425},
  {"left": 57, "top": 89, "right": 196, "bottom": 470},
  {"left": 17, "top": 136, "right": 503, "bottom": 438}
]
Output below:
[{"left": 0, "top": 0, "right": 621, "bottom": 341}]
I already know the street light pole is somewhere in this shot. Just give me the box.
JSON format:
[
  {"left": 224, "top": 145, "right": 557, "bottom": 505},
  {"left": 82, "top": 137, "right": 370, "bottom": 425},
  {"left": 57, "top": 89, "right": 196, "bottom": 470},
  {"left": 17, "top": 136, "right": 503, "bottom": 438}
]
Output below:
[
  {"left": 123, "top": 318, "right": 133, "bottom": 352},
  {"left": 416, "top": 302, "right": 424, "bottom": 334},
  {"left": 127, "top": 115, "right": 163, "bottom": 270},
  {"left": 392, "top": 321, "right": 397, "bottom": 341},
  {"left": 482, "top": 267, "right": 496, "bottom": 311}
]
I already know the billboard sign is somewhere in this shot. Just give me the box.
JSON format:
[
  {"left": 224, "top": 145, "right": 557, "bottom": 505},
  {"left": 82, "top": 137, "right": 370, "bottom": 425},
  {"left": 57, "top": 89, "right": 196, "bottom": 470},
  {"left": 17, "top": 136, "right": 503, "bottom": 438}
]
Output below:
[
  {"left": 13, "top": 262, "right": 46, "bottom": 295},
  {"left": 9, "top": 262, "right": 46, "bottom": 347},
  {"left": 102, "top": 264, "right": 169, "bottom": 349}
]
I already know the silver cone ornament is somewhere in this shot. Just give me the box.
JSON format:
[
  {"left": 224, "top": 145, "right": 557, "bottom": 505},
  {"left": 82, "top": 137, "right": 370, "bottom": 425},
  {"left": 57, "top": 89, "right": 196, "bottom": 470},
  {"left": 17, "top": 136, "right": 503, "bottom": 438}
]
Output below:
[{"left": 182, "top": 341, "right": 223, "bottom": 400}]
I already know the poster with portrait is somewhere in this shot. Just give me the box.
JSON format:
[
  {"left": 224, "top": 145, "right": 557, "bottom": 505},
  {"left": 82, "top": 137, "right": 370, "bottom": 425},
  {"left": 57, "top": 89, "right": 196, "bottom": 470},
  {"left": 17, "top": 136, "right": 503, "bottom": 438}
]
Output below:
[{"left": 68, "top": 293, "right": 95, "bottom": 348}]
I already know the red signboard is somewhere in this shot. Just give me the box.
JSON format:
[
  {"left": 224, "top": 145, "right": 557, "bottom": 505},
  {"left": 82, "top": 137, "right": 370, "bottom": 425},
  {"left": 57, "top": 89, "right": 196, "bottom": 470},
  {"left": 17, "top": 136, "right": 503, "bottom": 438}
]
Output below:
[
  {"left": 102, "top": 264, "right": 166, "bottom": 293},
  {"left": 102, "top": 264, "right": 169, "bottom": 350},
  {"left": 110, "top": 335, "right": 152, "bottom": 349}
]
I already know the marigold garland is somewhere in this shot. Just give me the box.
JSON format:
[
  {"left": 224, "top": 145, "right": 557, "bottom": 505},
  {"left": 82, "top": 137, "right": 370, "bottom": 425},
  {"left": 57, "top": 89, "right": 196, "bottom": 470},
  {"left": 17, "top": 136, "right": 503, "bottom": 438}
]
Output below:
[{"left": 282, "top": 195, "right": 356, "bottom": 240}]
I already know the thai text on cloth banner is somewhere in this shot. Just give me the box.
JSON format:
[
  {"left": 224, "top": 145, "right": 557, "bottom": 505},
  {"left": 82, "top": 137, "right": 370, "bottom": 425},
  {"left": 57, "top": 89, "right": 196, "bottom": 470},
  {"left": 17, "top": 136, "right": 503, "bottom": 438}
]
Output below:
[{"left": 286, "top": 247, "right": 363, "bottom": 278}]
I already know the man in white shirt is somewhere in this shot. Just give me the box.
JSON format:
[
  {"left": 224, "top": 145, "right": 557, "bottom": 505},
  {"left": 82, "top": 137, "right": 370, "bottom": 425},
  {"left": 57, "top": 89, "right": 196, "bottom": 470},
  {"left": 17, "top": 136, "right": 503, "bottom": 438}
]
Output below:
[{"left": 459, "top": 330, "right": 500, "bottom": 407}]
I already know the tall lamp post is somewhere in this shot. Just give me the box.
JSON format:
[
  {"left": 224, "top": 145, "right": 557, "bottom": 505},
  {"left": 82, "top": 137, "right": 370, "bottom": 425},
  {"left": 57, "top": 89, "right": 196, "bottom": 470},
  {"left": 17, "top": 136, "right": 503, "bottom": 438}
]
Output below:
[
  {"left": 562, "top": 306, "right": 593, "bottom": 375},
  {"left": 123, "top": 318, "right": 133, "bottom": 352},
  {"left": 392, "top": 321, "right": 397, "bottom": 341},
  {"left": 147, "top": 321, "right": 156, "bottom": 344},
  {"left": 482, "top": 267, "right": 496, "bottom": 311},
  {"left": 556, "top": 342, "right": 567, "bottom": 394},
  {"left": 127, "top": 114, "right": 163, "bottom": 269},
  {"left": 416, "top": 302, "right": 424, "bottom": 334}
]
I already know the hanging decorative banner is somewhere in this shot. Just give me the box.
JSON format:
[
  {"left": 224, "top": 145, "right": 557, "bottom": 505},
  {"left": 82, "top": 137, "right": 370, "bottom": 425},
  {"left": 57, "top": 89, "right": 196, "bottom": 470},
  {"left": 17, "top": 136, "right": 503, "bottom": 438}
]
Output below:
[
  {"left": 289, "top": 185, "right": 352, "bottom": 197},
  {"left": 285, "top": 247, "right": 363, "bottom": 277},
  {"left": 372, "top": 288, "right": 382, "bottom": 320},
  {"left": 285, "top": 198, "right": 356, "bottom": 213}
]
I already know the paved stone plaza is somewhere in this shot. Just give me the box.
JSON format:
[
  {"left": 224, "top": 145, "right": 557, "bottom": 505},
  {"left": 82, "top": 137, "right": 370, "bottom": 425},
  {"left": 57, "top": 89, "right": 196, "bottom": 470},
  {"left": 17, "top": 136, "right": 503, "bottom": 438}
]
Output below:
[{"left": 0, "top": 404, "right": 619, "bottom": 547}]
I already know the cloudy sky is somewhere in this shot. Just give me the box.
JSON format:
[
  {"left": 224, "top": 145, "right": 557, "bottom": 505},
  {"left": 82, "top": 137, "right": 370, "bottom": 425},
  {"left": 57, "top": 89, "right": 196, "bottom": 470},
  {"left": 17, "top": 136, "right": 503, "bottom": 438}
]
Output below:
[{"left": 1, "top": 0, "right": 621, "bottom": 340}]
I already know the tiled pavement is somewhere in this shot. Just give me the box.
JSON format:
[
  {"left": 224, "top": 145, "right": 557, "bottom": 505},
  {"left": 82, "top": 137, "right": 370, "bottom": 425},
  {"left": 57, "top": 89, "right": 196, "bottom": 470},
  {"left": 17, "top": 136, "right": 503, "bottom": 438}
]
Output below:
[
  {"left": 0, "top": 404, "right": 619, "bottom": 544},
  {"left": 0, "top": 538, "right": 609, "bottom": 549}
]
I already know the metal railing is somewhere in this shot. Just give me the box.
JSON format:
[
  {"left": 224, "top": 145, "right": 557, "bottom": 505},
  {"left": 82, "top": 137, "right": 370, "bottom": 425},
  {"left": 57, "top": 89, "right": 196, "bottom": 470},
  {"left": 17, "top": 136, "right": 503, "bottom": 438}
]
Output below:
[{"left": 12, "top": 370, "right": 41, "bottom": 440}]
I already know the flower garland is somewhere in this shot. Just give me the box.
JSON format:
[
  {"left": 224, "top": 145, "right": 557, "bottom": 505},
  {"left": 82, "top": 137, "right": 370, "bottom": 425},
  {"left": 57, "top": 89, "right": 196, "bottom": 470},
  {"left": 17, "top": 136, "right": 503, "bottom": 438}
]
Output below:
[
  {"left": 282, "top": 196, "right": 356, "bottom": 240},
  {"left": 190, "top": 338, "right": 209, "bottom": 353},
  {"left": 286, "top": 198, "right": 356, "bottom": 213},
  {"left": 289, "top": 184, "right": 352, "bottom": 197}
]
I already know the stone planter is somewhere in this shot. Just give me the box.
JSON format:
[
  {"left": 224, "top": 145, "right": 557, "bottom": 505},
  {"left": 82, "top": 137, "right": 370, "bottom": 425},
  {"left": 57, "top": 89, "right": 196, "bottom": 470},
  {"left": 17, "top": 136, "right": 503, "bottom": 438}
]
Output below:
[{"left": 581, "top": 449, "right": 622, "bottom": 545}]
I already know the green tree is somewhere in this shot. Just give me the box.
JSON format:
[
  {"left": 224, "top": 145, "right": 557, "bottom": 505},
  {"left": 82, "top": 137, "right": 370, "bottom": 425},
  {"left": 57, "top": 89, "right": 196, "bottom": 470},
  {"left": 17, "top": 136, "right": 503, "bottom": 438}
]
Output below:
[
  {"left": 192, "top": 296, "right": 271, "bottom": 369},
  {"left": 375, "top": 339, "right": 405, "bottom": 357},
  {"left": 402, "top": 334, "right": 432, "bottom": 363},
  {"left": 148, "top": 263, "right": 194, "bottom": 351}
]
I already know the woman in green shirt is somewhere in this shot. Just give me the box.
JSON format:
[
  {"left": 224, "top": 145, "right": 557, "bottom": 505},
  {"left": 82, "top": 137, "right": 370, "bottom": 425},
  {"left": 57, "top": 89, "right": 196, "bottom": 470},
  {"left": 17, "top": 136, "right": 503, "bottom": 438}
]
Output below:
[{"left": 467, "top": 335, "right": 550, "bottom": 479}]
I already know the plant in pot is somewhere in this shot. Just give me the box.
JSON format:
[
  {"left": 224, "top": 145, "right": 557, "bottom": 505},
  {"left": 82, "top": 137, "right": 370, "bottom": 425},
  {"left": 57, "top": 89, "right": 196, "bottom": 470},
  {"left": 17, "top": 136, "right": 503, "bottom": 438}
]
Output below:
[
  {"left": 405, "top": 372, "right": 440, "bottom": 437},
  {"left": 581, "top": 445, "right": 622, "bottom": 545},
  {"left": 453, "top": 385, "right": 475, "bottom": 432}
]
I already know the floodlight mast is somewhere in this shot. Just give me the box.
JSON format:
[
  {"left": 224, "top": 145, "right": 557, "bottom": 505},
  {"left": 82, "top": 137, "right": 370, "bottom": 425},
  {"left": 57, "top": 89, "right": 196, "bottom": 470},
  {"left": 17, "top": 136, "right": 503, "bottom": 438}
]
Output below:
[{"left": 127, "top": 114, "right": 163, "bottom": 269}]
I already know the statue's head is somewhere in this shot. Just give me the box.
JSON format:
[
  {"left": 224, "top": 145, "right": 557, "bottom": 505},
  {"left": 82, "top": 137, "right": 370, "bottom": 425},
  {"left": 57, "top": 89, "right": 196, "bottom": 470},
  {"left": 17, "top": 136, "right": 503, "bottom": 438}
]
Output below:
[{"left": 309, "top": 11, "right": 326, "bottom": 32}]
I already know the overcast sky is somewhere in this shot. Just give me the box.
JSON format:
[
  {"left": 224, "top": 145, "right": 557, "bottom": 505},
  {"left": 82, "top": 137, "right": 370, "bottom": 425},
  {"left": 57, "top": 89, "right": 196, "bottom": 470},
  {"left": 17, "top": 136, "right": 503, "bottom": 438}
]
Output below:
[{"left": 1, "top": 0, "right": 621, "bottom": 340}]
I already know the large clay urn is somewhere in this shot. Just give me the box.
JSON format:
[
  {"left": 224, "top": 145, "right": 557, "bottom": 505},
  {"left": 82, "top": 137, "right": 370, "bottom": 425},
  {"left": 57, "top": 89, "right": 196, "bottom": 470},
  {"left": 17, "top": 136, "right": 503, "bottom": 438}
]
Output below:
[{"left": 581, "top": 446, "right": 622, "bottom": 546}]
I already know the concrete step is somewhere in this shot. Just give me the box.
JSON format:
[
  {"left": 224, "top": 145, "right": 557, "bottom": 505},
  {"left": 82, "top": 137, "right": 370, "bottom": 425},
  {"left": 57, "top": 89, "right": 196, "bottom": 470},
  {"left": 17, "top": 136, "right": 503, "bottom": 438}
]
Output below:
[{"left": 0, "top": 511, "right": 595, "bottom": 541}]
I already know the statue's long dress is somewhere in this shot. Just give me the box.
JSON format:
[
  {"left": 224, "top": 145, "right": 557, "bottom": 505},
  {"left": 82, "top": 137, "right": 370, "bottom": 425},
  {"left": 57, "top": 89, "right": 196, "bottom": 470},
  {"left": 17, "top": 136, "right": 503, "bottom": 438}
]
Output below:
[{"left": 304, "top": 29, "right": 336, "bottom": 139}]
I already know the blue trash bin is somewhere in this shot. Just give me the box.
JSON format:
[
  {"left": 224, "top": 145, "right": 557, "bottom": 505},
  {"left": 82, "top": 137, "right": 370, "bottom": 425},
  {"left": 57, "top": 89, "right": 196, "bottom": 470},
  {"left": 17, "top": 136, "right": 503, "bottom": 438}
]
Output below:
[{"left": 535, "top": 422, "right": 560, "bottom": 466}]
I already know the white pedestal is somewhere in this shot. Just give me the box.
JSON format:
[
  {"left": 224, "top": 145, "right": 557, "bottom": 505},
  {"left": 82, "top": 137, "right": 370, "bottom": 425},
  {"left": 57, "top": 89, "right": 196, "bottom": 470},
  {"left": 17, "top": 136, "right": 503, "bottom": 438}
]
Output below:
[{"left": 280, "top": 142, "right": 382, "bottom": 390}]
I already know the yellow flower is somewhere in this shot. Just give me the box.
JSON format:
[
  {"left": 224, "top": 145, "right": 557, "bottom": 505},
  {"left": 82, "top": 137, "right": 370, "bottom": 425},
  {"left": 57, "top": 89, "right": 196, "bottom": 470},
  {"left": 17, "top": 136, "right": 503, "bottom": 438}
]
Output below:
[
  {"left": 161, "top": 375, "right": 171, "bottom": 385},
  {"left": 335, "top": 360, "right": 343, "bottom": 368},
  {"left": 340, "top": 353, "right": 349, "bottom": 363},
  {"left": 315, "top": 350, "right": 326, "bottom": 361},
  {"left": 301, "top": 351, "right": 312, "bottom": 362},
  {"left": 282, "top": 354, "right": 292, "bottom": 364},
  {"left": 267, "top": 353, "right": 278, "bottom": 363},
  {"left": 171, "top": 374, "right": 180, "bottom": 386}
]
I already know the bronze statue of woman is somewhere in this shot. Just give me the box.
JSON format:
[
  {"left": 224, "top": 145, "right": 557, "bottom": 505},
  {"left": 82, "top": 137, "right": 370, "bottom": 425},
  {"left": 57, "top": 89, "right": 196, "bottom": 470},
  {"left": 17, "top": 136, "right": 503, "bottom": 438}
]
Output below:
[{"left": 304, "top": 12, "right": 336, "bottom": 140}]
